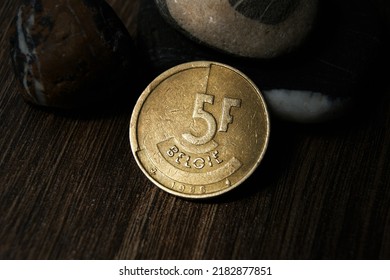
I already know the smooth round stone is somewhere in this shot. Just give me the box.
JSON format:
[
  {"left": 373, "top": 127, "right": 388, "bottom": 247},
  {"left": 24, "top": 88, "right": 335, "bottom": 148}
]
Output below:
[
  {"left": 138, "top": 0, "right": 383, "bottom": 123},
  {"left": 155, "top": 0, "right": 318, "bottom": 58},
  {"left": 10, "top": 0, "right": 136, "bottom": 108}
]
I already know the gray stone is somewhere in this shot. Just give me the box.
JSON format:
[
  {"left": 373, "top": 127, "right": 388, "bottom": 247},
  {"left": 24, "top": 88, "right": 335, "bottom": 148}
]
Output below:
[{"left": 155, "top": 0, "right": 318, "bottom": 58}]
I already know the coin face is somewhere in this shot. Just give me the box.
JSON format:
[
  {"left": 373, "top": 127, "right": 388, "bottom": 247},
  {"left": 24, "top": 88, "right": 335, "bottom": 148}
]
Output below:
[{"left": 130, "top": 61, "right": 269, "bottom": 198}]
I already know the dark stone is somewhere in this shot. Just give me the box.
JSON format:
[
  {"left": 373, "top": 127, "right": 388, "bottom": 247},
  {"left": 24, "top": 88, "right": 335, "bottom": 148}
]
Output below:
[
  {"left": 228, "top": 0, "right": 299, "bottom": 25},
  {"left": 137, "top": 0, "right": 384, "bottom": 122},
  {"left": 10, "top": 0, "right": 137, "bottom": 108}
]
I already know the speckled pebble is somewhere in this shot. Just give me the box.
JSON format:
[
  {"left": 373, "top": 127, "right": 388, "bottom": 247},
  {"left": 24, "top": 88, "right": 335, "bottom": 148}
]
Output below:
[{"left": 155, "top": 0, "right": 318, "bottom": 58}]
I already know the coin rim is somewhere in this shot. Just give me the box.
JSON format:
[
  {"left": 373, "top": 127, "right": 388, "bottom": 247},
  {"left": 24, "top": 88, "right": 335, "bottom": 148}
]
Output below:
[{"left": 129, "top": 61, "right": 270, "bottom": 199}]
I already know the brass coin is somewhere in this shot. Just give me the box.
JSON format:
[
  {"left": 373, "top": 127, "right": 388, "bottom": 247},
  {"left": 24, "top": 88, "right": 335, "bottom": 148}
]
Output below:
[{"left": 130, "top": 61, "right": 270, "bottom": 198}]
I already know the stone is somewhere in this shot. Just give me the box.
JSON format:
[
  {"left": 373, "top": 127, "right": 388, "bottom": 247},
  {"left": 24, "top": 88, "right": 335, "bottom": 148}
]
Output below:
[
  {"left": 10, "top": 0, "right": 137, "bottom": 108},
  {"left": 155, "top": 0, "right": 319, "bottom": 58},
  {"left": 137, "top": 0, "right": 384, "bottom": 123}
]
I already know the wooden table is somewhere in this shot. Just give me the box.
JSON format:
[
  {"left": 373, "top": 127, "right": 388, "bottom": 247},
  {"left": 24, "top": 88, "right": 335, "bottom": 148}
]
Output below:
[{"left": 1, "top": 0, "right": 389, "bottom": 259}]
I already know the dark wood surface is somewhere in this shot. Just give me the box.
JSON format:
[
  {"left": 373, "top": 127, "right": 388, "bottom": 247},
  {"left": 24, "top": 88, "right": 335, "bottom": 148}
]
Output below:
[{"left": 1, "top": 0, "right": 389, "bottom": 260}]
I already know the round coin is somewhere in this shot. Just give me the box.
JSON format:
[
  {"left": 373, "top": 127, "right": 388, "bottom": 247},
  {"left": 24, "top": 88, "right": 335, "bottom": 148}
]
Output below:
[{"left": 130, "top": 61, "right": 269, "bottom": 198}]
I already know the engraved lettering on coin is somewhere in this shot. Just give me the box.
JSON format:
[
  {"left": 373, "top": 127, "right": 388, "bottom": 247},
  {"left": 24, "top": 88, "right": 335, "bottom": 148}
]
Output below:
[
  {"left": 150, "top": 168, "right": 157, "bottom": 175},
  {"left": 130, "top": 61, "right": 269, "bottom": 198},
  {"left": 177, "top": 184, "right": 185, "bottom": 192},
  {"left": 183, "top": 93, "right": 242, "bottom": 145},
  {"left": 182, "top": 93, "right": 217, "bottom": 146},
  {"left": 226, "top": 179, "right": 232, "bottom": 187},
  {"left": 158, "top": 139, "right": 225, "bottom": 171},
  {"left": 228, "top": 0, "right": 300, "bottom": 24},
  {"left": 219, "top": 97, "right": 242, "bottom": 132}
]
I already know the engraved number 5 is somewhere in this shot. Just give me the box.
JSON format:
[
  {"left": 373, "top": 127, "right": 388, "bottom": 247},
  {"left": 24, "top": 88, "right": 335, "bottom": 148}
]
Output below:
[
  {"left": 182, "top": 93, "right": 217, "bottom": 145},
  {"left": 183, "top": 93, "right": 241, "bottom": 146}
]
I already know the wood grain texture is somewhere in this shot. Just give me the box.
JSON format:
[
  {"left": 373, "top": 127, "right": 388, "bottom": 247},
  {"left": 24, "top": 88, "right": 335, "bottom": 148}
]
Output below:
[{"left": 1, "top": 0, "right": 389, "bottom": 260}]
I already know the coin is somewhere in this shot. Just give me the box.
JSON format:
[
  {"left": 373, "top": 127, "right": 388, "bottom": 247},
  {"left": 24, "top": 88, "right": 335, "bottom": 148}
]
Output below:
[{"left": 129, "top": 61, "right": 269, "bottom": 199}]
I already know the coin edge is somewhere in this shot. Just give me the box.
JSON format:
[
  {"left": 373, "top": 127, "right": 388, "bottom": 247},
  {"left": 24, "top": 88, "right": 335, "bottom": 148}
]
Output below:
[{"left": 129, "top": 61, "right": 270, "bottom": 199}]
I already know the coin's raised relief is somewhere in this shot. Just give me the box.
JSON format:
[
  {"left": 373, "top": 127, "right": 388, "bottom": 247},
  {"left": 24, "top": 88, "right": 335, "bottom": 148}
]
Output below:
[{"left": 130, "top": 61, "right": 269, "bottom": 198}]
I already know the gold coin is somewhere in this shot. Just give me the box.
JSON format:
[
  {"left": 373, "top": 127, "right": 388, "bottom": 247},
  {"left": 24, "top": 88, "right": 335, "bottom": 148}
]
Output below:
[{"left": 129, "top": 61, "right": 270, "bottom": 199}]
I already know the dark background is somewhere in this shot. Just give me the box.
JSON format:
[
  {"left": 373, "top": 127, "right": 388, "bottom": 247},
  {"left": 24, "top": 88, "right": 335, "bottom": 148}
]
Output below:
[{"left": 0, "top": 0, "right": 389, "bottom": 259}]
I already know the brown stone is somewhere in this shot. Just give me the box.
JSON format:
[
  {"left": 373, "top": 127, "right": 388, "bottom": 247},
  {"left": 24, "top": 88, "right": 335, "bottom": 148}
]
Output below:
[{"left": 10, "top": 0, "right": 136, "bottom": 108}]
